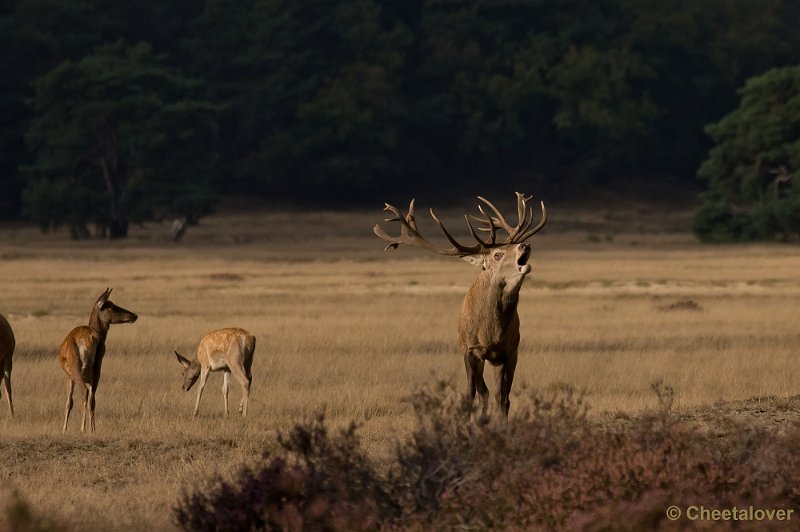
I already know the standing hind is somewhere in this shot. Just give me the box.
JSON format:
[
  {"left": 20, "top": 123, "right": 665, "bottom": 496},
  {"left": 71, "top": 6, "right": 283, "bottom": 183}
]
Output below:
[
  {"left": 0, "top": 313, "right": 15, "bottom": 417},
  {"left": 59, "top": 288, "right": 138, "bottom": 432}
]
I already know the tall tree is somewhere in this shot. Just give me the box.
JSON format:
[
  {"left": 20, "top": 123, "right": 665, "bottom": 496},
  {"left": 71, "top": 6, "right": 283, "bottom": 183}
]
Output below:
[
  {"left": 184, "top": 0, "right": 412, "bottom": 198},
  {"left": 23, "top": 42, "right": 218, "bottom": 238},
  {"left": 694, "top": 66, "right": 800, "bottom": 241}
]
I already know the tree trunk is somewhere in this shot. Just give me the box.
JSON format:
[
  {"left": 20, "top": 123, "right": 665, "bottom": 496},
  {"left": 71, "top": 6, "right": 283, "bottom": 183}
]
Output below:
[{"left": 108, "top": 219, "right": 128, "bottom": 239}]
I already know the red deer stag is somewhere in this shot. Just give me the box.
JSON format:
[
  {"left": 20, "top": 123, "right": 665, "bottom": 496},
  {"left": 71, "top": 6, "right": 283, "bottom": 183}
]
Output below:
[
  {"left": 59, "top": 288, "right": 138, "bottom": 432},
  {"left": 375, "top": 192, "right": 546, "bottom": 416},
  {"left": 174, "top": 328, "right": 256, "bottom": 417},
  {"left": 0, "top": 313, "right": 14, "bottom": 417}
]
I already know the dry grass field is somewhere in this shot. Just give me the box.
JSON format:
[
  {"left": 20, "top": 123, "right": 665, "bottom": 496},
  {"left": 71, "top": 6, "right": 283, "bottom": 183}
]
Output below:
[{"left": 1, "top": 198, "right": 799, "bottom": 530}]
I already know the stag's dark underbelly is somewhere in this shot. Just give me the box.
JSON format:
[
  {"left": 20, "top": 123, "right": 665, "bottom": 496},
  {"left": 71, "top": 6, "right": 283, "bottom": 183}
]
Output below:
[{"left": 479, "top": 347, "right": 510, "bottom": 366}]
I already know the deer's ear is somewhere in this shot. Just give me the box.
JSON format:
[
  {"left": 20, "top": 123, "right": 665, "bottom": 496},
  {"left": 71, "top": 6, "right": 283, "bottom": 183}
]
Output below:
[
  {"left": 461, "top": 254, "right": 486, "bottom": 269},
  {"left": 175, "top": 351, "right": 191, "bottom": 368},
  {"left": 96, "top": 287, "right": 112, "bottom": 307}
]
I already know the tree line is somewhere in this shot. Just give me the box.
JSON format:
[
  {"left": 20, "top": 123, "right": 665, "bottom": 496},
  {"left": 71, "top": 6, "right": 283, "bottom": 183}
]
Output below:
[{"left": 1, "top": 0, "right": 799, "bottom": 238}]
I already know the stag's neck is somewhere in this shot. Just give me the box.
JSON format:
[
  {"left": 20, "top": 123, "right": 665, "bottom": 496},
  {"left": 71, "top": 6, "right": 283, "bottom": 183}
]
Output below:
[
  {"left": 473, "top": 270, "right": 521, "bottom": 318},
  {"left": 88, "top": 308, "right": 109, "bottom": 342}
]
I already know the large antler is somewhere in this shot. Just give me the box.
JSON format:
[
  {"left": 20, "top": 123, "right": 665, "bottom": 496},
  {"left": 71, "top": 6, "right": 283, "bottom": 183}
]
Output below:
[{"left": 373, "top": 192, "right": 546, "bottom": 256}]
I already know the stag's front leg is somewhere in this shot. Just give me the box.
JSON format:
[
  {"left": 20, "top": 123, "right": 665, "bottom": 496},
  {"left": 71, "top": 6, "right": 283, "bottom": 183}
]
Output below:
[
  {"left": 464, "top": 351, "right": 489, "bottom": 415},
  {"left": 493, "top": 356, "right": 517, "bottom": 417}
]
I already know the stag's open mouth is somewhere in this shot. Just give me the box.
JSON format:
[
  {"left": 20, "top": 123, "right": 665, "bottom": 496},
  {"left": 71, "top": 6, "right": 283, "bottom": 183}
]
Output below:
[{"left": 517, "top": 246, "right": 532, "bottom": 274}]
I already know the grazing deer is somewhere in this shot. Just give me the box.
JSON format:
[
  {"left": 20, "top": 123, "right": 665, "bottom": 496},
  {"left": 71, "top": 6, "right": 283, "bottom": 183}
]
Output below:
[
  {"left": 59, "top": 288, "right": 138, "bottom": 432},
  {"left": 375, "top": 192, "right": 546, "bottom": 416},
  {"left": 174, "top": 328, "right": 255, "bottom": 417},
  {"left": 0, "top": 313, "right": 15, "bottom": 417}
]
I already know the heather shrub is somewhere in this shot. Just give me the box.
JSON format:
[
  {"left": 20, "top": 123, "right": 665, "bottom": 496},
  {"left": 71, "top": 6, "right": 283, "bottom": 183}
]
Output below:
[
  {"left": 175, "top": 383, "right": 800, "bottom": 530},
  {"left": 174, "top": 414, "right": 396, "bottom": 531},
  {"left": 1, "top": 490, "right": 63, "bottom": 532}
]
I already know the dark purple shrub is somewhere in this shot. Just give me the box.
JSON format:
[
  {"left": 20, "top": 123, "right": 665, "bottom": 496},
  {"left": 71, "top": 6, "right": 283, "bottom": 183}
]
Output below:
[
  {"left": 176, "top": 384, "right": 800, "bottom": 530},
  {"left": 174, "top": 414, "right": 396, "bottom": 531}
]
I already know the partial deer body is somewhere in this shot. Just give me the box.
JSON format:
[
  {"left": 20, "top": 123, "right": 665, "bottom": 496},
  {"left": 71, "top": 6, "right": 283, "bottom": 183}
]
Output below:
[
  {"left": 375, "top": 192, "right": 546, "bottom": 416},
  {"left": 59, "top": 288, "right": 138, "bottom": 432},
  {"left": 0, "top": 313, "right": 15, "bottom": 417},
  {"left": 175, "top": 328, "right": 255, "bottom": 417}
]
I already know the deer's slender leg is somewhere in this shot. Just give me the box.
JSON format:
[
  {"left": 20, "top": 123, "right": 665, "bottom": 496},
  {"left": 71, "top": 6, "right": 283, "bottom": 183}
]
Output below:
[
  {"left": 80, "top": 384, "right": 90, "bottom": 432},
  {"left": 87, "top": 384, "right": 95, "bottom": 432},
  {"left": 225, "top": 340, "right": 251, "bottom": 417},
  {"left": 243, "top": 353, "right": 253, "bottom": 414},
  {"left": 63, "top": 379, "right": 75, "bottom": 433},
  {"left": 229, "top": 362, "right": 250, "bottom": 417},
  {"left": 493, "top": 356, "right": 517, "bottom": 417},
  {"left": 464, "top": 351, "right": 488, "bottom": 415},
  {"left": 2, "top": 369, "right": 12, "bottom": 417},
  {"left": 222, "top": 370, "right": 230, "bottom": 416},
  {"left": 193, "top": 368, "right": 210, "bottom": 417}
]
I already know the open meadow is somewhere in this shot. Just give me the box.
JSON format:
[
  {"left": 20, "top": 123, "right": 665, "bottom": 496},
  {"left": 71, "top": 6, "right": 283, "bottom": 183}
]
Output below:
[{"left": 1, "top": 198, "right": 800, "bottom": 530}]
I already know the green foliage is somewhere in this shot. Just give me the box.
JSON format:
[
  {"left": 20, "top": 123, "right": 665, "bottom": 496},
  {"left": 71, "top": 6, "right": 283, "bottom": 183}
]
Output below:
[
  {"left": 4, "top": 0, "right": 800, "bottom": 220},
  {"left": 695, "top": 66, "right": 800, "bottom": 241},
  {"left": 550, "top": 44, "right": 657, "bottom": 172},
  {"left": 205, "top": 0, "right": 412, "bottom": 195},
  {"left": 23, "top": 41, "right": 218, "bottom": 238}
]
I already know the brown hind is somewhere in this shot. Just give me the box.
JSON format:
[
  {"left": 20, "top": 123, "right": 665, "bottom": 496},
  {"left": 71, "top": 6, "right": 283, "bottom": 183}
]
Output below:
[
  {"left": 59, "top": 288, "right": 138, "bottom": 432},
  {"left": 0, "top": 313, "right": 15, "bottom": 417}
]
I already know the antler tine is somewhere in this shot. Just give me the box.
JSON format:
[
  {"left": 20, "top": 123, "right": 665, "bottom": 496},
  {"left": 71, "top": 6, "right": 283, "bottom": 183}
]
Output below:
[
  {"left": 477, "top": 196, "right": 515, "bottom": 238},
  {"left": 374, "top": 195, "right": 545, "bottom": 255},
  {"left": 463, "top": 214, "right": 493, "bottom": 246},
  {"left": 479, "top": 193, "right": 534, "bottom": 242},
  {"left": 374, "top": 200, "right": 483, "bottom": 256},
  {"left": 469, "top": 209, "right": 498, "bottom": 243},
  {"left": 406, "top": 198, "right": 418, "bottom": 231},
  {"left": 515, "top": 192, "right": 529, "bottom": 233},
  {"left": 477, "top": 204, "right": 498, "bottom": 243},
  {"left": 516, "top": 200, "right": 547, "bottom": 242},
  {"left": 517, "top": 192, "right": 533, "bottom": 234},
  {"left": 429, "top": 209, "right": 482, "bottom": 254}
]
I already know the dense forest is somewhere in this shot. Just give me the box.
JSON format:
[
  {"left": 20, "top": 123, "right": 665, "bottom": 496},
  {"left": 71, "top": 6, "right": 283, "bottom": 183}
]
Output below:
[{"left": 1, "top": 0, "right": 799, "bottom": 238}]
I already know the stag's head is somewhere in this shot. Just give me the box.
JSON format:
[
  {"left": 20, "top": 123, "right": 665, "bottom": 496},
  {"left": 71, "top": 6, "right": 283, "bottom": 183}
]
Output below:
[
  {"left": 374, "top": 192, "right": 546, "bottom": 294},
  {"left": 92, "top": 288, "right": 138, "bottom": 328},
  {"left": 463, "top": 241, "right": 533, "bottom": 295},
  {"left": 175, "top": 352, "right": 201, "bottom": 391}
]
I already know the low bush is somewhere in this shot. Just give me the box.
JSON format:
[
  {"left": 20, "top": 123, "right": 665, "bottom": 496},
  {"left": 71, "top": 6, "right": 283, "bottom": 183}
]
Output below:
[
  {"left": 175, "top": 383, "right": 800, "bottom": 530},
  {"left": 1, "top": 490, "right": 63, "bottom": 532}
]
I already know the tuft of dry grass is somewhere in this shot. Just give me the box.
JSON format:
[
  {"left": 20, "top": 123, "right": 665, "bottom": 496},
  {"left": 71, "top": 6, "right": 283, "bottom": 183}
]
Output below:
[{"left": 0, "top": 204, "right": 798, "bottom": 530}]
